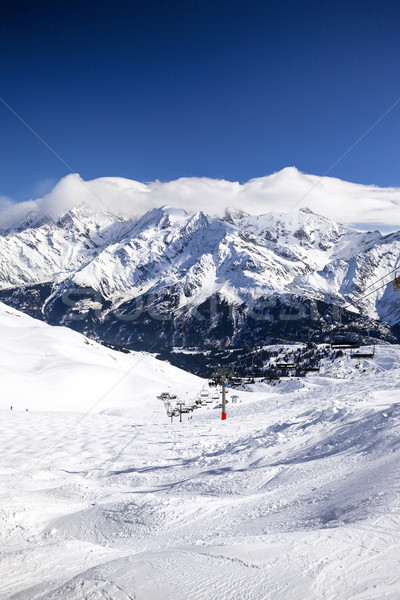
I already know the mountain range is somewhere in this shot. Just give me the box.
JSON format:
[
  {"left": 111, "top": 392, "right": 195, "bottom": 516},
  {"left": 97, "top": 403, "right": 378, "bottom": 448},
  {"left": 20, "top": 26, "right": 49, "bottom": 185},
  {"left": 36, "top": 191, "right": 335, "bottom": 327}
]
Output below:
[{"left": 1, "top": 199, "right": 400, "bottom": 362}]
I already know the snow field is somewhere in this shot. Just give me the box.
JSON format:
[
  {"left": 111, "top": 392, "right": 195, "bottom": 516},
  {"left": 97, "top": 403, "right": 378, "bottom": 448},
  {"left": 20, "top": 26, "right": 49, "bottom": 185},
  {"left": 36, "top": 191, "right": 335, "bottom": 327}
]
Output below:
[{"left": 1, "top": 303, "right": 400, "bottom": 598}]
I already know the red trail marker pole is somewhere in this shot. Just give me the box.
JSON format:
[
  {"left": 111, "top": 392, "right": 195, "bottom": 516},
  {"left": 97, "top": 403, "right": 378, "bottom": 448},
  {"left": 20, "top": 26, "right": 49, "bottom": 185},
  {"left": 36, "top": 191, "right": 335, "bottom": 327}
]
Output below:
[{"left": 221, "top": 381, "right": 227, "bottom": 420}]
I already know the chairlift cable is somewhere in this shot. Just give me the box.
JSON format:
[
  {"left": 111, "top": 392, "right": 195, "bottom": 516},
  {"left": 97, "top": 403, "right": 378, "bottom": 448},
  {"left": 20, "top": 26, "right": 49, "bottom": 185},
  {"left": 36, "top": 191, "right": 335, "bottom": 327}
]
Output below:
[
  {"left": 342, "top": 265, "right": 400, "bottom": 307},
  {"left": 331, "top": 275, "right": 395, "bottom": 349},
  {"left": 359, "top": 266, "right": 399, "bottom": 292},
  {"left": 341, "top": 278, "right": 394, "bottom": 313}
]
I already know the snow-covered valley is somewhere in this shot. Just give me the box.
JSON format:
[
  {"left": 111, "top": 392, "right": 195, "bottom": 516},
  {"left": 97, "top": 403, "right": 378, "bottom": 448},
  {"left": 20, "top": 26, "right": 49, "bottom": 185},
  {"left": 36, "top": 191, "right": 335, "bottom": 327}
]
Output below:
[{"left": 1, "top": 302, "right": 400, "bottom": 599}]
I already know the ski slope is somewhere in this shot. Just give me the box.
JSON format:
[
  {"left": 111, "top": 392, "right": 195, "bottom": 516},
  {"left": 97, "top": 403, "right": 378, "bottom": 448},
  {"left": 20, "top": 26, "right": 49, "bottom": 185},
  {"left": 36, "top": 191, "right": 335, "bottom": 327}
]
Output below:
[{"left": 1, "top": 302, "right": 400, "bottom": 599}]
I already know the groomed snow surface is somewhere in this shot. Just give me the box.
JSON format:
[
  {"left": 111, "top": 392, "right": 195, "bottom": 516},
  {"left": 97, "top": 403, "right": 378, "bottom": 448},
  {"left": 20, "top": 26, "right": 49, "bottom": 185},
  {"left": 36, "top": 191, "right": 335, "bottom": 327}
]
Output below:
[{"left": 1, "top": 302, "right": 400, "bottom": 599}]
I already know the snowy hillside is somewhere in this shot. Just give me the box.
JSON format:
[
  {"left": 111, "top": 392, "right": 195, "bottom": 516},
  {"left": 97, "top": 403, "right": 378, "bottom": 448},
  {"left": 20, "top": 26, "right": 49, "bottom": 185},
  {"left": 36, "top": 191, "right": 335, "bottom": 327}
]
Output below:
[
  {"left": 1, "top": 303, "right": 400, "bottom": 598},
  {"left": 1, "top": 198, "right": 400, "bottom": 354},
  {"left": 0, "top": 301, "right": 202, "bottom": 417}
]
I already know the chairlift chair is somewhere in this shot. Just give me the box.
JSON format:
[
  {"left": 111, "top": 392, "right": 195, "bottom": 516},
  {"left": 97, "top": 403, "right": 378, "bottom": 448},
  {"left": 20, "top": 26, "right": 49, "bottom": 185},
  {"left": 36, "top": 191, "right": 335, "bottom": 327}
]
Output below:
[
  {"left": 330, "top": 325, "right": 361, "bottom": 350},
  {"left": 228, "top": 376, "right": 242, "bottom": 386},
  {"left": 265, "top": 375, "right": 280, "bottom": 381},
  {"left": 350, "top": 344, "right": 375, "bottom": 359},
  {"left": 276, "top": 361, "right": 295, "bottom": 369},
  {"left": 393, "top": 273, "right": 400, "bottom": 291},
  {"left": 274, "top": 350, "right": 296, "bottom": 368},
  {"left": 250, "top": 368, "right": 264, "bottom": 378}
]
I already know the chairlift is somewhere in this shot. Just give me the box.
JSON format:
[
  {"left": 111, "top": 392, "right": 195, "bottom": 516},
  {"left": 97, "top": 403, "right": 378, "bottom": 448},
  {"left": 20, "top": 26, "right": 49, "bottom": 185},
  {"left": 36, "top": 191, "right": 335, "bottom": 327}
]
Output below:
[
  {"left": 251, "top": 368, "right": 265, "bottom": 378},
  {"left": 276, "top": 361, "right": 295, "bottom": 369},
  {"left": 350, "top": 344, "right": 375, "bottom": 359},
  {"left": 393, "top": 273, "right": 400, "bottom": 291},
  {"left": 264, "top": 371, "right": 280, "bottom": 380},
  {"left": 228, "top": 376, "right": 242, "bottom": 386},
  {"left": 330, "top": 325, "right": 361, "bottom": 349},
  {"left": 275, "top": 352, "right": 296, "bottom": 369},
  {"left": 245, "top": 354, "right": 265, "bottom": 379}
]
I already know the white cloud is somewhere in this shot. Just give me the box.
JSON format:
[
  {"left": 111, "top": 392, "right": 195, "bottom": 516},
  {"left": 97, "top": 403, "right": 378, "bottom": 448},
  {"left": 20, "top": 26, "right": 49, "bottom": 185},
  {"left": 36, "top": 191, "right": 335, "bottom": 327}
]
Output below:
[
  {"left": 1, "top": 167, "right": 400, "bottom": 230},
  {"left": 0, "top": 195, "right": 14, "bottom": 211}
]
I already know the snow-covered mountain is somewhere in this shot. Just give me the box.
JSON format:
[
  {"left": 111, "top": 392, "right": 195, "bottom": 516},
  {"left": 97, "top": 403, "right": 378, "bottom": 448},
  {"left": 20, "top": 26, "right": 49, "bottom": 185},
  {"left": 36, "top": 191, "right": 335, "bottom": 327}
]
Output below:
[{"left": 0, "top": 201, "right": 399, "bottom": 353}]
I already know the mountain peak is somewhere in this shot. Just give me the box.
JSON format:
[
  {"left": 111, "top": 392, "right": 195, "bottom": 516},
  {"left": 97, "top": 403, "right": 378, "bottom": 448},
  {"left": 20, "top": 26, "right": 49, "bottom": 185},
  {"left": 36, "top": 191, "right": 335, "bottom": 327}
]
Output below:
[
  {"left": 222, "top": 207, "right": 249, "bottom": 225},
  {"left": 7, "top": 210, "right": 55, "bottom": 233}
]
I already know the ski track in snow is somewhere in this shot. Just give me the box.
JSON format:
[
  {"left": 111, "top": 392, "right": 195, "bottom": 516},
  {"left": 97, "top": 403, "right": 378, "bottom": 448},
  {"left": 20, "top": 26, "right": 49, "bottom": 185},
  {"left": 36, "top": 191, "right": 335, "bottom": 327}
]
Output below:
[{"left": 1, "top": 306, "right": 400, "bottom": 598}]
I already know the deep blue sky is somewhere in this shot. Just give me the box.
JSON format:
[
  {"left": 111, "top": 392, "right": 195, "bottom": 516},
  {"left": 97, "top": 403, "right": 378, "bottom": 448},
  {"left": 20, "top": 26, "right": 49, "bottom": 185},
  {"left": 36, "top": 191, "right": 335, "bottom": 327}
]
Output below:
[{"left": 1, "top": 0, "right": 400, "bottom": 202}]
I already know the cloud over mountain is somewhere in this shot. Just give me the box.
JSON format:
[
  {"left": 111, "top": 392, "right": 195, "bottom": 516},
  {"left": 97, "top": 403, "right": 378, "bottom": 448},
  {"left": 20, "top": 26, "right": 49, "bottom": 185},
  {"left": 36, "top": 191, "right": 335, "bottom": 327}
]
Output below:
[{"left": 1, "top": 167, "right": 400, "bottom": 231}]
